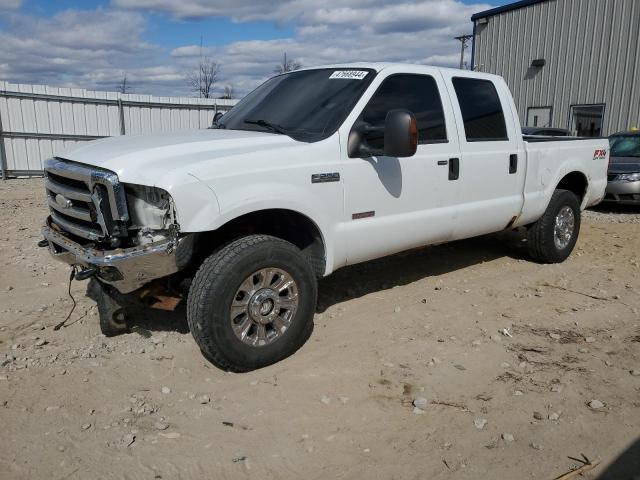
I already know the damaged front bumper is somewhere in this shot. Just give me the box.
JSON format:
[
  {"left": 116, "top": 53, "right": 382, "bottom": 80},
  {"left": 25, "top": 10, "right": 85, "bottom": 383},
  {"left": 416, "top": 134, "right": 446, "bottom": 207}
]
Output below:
[{"left": 42, "top": 217, "right": 195, "bottom": 293}]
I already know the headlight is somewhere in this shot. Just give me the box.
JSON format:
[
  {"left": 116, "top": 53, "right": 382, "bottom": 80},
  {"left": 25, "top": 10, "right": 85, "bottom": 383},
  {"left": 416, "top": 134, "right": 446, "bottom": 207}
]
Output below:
[
  {"left": 125, "top": 184, "right": 175, "bottom": 230},
  {"left": 615, "top": 172, "right": 640, "bottom": 182}
]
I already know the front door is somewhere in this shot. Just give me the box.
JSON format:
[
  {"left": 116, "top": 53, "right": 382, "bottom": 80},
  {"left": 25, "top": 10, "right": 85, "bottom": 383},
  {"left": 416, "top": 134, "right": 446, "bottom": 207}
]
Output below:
[{"left": 339, "top": 69, "right": 461, "bottom": 265}]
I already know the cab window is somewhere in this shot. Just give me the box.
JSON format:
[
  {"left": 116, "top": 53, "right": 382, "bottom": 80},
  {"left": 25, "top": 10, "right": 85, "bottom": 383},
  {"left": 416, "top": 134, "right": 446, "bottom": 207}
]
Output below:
[
  {"left": 452, "top": 77, "right": 508, "bottom": 142},
  {"left": 359, "top": 74, "right": 448, "bottom": 149}
]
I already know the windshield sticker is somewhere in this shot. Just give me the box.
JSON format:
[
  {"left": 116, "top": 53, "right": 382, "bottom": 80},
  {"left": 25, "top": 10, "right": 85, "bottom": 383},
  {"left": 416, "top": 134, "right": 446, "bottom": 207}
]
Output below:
[{"left": 329, "top": 70, "right": 369, "bottom": 80}]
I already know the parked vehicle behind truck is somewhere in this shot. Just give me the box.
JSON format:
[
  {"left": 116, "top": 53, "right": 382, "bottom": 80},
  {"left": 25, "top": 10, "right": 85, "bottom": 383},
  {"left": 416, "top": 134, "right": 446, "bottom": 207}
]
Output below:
[
  {"left": 521, "top": 126, "right": 570, "bottom": 137},
  {"left": 41, "top": 63, "right": 609, "bottom": 371},
  {"left": 604, "top": 130, "right": 640, "bottom": 204}
]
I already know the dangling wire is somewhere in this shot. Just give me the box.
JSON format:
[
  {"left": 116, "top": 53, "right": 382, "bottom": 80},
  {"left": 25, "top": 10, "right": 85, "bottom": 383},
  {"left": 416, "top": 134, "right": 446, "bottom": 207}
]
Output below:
[{"left": 54, "top": 265, "right": 78, "bottom": 331}]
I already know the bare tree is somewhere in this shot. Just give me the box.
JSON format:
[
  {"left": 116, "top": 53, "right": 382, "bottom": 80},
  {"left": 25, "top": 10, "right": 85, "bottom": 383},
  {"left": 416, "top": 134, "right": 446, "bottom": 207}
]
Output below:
[
  {"left": 220, "top": 84, "right": 234, "bottom": 99},
  {"left": 188, "top": 57, "right": 220, "bottom": 98},
  {"left": 117, "top": 73, "right": 129, "bottom": 94},
  {"left": 273, "top": 52, "right": 301, "bottom": 75}
]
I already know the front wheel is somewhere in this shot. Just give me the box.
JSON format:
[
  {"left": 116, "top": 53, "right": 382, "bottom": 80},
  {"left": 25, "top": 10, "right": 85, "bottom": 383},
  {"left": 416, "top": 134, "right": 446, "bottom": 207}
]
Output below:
[
  {"left": 527, "top": 189, "right": 581, "bottom": 263},
  {"left": 187, "top": 235, "right": 317, "bottom": 372}
]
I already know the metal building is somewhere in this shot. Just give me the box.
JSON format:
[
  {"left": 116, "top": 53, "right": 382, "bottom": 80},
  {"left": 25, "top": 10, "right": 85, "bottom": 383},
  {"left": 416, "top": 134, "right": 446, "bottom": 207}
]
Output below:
[{"left": 471, "top": 0, "right": 640, "bottom": 136}]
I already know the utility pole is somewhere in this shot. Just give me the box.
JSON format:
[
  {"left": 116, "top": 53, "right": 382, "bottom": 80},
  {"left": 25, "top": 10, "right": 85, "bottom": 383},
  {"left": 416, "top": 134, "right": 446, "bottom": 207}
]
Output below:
[{"left": 454, "top": 34, "right": 474, "bottom": 70}]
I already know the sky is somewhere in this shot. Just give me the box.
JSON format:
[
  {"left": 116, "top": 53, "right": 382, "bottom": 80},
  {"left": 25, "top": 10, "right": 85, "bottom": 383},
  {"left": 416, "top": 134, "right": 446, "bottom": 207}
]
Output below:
[{"left": 0, "top": 0, "right": 505, "bottom": 98}]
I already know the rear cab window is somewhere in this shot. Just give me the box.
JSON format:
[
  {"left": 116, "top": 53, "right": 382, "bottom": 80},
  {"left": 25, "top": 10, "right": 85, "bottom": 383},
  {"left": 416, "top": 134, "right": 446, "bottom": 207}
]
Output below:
[{"left": 452, "top": 77, "right": 509, "bottom": 142}]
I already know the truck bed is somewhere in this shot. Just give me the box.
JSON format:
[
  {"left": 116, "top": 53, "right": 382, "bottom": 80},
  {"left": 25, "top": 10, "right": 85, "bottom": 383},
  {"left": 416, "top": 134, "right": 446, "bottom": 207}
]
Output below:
[{"left": 515, "top": 136, "right": 609, "bottom": 227}]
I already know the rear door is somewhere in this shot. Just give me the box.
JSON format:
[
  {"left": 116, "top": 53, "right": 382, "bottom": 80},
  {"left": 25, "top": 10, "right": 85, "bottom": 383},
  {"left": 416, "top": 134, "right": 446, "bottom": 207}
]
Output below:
[{"left": 440, "top": 73, "right": 526, "bottom": 239}]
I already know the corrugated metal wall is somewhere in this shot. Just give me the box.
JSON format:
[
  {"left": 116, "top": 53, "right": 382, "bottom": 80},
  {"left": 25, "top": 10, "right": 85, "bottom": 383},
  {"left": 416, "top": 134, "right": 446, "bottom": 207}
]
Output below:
[
  {"left": 473, "top": 0, "right": 640, "bottom": 135},
  {"left": 0, "top": 81, "right": 238, "bottom": 178}
]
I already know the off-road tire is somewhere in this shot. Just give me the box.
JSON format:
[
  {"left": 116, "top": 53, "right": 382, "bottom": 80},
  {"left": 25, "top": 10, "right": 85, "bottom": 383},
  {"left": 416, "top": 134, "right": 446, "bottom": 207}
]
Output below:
[
  {"left": 527, "top": 189, "right": 581, "bottom": 263},
  {"left": 87, "top": 278, "right": 130, "bottom": 336},
  {"left": 187, "top": 235, "right": 317, "bottom": 372}
]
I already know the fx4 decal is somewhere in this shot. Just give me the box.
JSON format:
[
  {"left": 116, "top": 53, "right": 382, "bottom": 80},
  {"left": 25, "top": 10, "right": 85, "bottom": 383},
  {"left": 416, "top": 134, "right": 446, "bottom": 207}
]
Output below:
[{"left": 593, "top": 149, "right": 607, "bottom": 160}]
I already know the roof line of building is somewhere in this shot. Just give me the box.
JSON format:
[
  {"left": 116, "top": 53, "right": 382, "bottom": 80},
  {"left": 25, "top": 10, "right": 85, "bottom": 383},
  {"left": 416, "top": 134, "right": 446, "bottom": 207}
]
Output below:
[{"left": 471, "top": 0, "right": 548, "bottom": 21}]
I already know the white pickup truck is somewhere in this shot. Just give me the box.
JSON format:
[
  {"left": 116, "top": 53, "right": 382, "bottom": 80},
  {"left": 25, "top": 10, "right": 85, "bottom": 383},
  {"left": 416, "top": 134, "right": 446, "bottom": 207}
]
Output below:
[{"left": 41, "top": 63, "right": 608, "bottom": 371}]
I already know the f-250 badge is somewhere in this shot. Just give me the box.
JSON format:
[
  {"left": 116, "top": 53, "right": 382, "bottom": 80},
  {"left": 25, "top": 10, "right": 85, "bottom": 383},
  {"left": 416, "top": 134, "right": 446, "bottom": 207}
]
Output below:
[{"left": 311, "top": 173, "right": 340, "bottom": 183}]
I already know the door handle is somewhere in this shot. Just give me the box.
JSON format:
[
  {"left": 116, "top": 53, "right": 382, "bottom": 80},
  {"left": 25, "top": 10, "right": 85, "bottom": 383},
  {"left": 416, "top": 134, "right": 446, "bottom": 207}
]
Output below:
[
  {"left": 509, "top": 154, "right": 518, "bottom": 174},
  {"left": 437, "top": 160, "right": 448, "bottom": 166},
  {"left": 449, "top": 158, "right": 459, "bottom": 180}
]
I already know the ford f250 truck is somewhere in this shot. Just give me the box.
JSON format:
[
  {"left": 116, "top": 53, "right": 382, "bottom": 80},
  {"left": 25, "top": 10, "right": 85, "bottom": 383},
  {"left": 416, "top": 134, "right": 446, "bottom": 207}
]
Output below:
[{"left": 41, "top": 63, "right": 609, "bottom": 371}]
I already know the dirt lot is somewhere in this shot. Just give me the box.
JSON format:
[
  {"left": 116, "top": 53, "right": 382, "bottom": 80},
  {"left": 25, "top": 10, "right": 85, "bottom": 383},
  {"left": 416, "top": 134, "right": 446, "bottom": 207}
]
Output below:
[{"left": 1, "top": 178, "right": 639, "bottom": 480}]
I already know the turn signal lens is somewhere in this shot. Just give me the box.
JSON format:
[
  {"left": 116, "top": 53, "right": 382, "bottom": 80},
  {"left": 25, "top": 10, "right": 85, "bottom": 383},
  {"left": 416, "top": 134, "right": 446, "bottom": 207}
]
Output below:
[{"left": 409, "top": 117, "right": 418, "bottom": 151}]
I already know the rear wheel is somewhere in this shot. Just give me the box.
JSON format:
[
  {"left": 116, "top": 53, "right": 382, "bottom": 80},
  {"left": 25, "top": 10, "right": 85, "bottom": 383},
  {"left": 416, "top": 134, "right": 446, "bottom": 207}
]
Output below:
[
  {"left": 527, "top": 189, "right": 581, "bottom": 263},
  {"left": 187, "top": 235, "right": 317, "bottom": 372}
]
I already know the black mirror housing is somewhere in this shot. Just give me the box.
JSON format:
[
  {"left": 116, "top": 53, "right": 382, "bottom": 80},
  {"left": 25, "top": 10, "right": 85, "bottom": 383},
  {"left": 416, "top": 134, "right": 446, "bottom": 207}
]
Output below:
[
  {"left": 384, "top": 109, "right": 418, "bottom": 158},
  {"left": 211, "top": 112, "right": 223, "bottom": 126},
  {"left": 347, "top": 110, "right": 418, "bottom": 158}
]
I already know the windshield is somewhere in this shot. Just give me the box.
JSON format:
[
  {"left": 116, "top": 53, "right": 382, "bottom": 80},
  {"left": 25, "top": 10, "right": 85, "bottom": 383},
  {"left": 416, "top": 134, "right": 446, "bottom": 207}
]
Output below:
[
  {"left": 610, "top": 135, "right": 640, "bottom": 157},
  {"left": 215, "top": 68, "right": 376, "bottom": 142}
]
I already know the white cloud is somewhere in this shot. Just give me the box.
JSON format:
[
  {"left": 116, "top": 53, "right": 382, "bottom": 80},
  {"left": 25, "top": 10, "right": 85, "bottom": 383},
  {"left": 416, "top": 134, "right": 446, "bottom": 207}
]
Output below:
[
  {"left": 170, "top": 45, "right": 204, "bottom": 58},
  {"left": 0, "top": 0, "right": 22, "bottom": 10},
  {"left": 113, "top": 0, "right": 488, "bottom": 30},
  {"left": 1, "top": 1, "right": 493, "bottom": 97},
  {"left": 162, "top": 1, "right": 492, "bottom": 95},
  {"left": 112, "top": 0, "right": 329, "bottom": 22},
  {"left": 0, "top": 9, "right": 183, "bottom": 93}
]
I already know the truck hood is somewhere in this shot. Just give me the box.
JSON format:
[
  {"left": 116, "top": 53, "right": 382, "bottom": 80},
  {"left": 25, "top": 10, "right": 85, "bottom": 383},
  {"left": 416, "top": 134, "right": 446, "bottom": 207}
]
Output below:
[{"left": 59, "top": 129, "right": 299, "bottom": 185}]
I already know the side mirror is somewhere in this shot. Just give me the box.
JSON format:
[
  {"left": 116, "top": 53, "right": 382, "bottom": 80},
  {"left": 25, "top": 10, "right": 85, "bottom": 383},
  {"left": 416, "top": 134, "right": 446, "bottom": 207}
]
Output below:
[
  {"left": 211, "top": 112, "right": 223, "bottom": 126},
  {"left": 383, "top": 109, "right": 418, "bottom": 157},
  {"left": 347, "top": 109, "right": 418, "bottom": 158}
]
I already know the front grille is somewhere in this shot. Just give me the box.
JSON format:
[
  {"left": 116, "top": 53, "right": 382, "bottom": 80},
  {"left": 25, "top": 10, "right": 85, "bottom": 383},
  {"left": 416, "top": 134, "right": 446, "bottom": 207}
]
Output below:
[{"left": 44, "top": 158, "right": 129, "bottom": 242}]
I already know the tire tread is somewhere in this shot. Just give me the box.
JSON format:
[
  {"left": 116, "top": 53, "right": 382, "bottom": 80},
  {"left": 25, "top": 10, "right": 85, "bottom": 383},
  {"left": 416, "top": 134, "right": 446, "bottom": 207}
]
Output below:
[
  {"left": 187, "top": 234, "right": 315, "bottom": 372},
  {"left": 527, "top": 189, "right": 581, "bottom": 264}
]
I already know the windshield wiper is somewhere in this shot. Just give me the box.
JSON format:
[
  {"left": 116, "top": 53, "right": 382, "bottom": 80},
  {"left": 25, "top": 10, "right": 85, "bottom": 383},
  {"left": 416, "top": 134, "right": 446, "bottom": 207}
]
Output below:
[{"left": 244, "top": 119, "right": 288, "bottom": 135}]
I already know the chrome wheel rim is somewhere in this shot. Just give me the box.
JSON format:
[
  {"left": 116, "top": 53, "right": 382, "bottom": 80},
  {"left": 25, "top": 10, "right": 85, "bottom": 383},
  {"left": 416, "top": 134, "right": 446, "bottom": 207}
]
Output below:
[
  {"left": 230, "top": 268, "right": 299, "bottom": 347},
  {"left": 554, "top": 206, "right": 575, "bottom": 250}
]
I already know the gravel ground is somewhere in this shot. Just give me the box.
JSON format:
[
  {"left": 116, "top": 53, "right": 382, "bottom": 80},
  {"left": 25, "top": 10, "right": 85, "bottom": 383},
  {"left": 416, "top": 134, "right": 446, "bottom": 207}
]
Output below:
[
  {"left": 584, "top": 203, "right": 640, "bottom": 223},
  {"left": 1, "top": 178, "right": 639, "bottom": 480}
]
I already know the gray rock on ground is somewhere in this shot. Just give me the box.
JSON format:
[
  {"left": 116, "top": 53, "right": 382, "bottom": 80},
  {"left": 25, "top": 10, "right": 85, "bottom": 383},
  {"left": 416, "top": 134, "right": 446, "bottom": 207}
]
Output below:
[
  {"left": 588, "top": 399, "right": 605, "bottom": 410},
  {"left": 474, "top": 418, "right": 488, "bottom": 429},
  {"left": 412, "top": 397, "right": 428, "bottom": 411},
  {"left": 502, "top": 433, "right": 515, "bottom": 442}
]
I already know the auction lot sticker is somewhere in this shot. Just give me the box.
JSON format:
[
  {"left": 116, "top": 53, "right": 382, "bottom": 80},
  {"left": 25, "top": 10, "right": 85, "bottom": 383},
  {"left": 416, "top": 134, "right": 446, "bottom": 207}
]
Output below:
[{"left": 330, "top": 70, "right": 369, "bottom": 80}]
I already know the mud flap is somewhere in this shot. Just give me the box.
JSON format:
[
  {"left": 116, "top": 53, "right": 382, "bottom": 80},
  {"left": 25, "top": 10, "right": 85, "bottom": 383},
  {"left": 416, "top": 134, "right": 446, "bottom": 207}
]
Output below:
[{"left": 87, "top": 278, "right": 130, "bottom": 336}]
